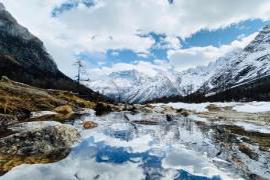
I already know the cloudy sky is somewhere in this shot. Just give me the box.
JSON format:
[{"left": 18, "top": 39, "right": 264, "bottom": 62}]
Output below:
[{"left": 1, "top": 0, "right": 270, "bottom": 78}]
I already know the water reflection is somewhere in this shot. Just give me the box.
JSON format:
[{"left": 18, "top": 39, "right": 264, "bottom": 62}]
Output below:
[{"left": 1, "top": 112, "right": 241, "bottom": 180}]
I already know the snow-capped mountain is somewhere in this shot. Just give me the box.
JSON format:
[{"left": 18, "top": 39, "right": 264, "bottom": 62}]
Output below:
[
  {"left": 86, "top": 69, "right": 183, "bottom": 103},
  {"left": 203, "top": 25, "right": 270, "bottom": 93},
  {"left": 86, "top": 49, "right": 244, "bottom": 103},
  {"left": 87, "top": 25, "right": 270, "bottom": 103}
]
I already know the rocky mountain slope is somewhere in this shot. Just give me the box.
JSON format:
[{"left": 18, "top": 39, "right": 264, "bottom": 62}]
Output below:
[
  {"left": 0, "top": 3, "right": 106, "bottom": 101},
  {"left": 88, "top": 25, "right": 270, "bottom": 103},
  {"left": 87, "top": 50, "right": 243, "bottom": 103},
  {"left": 202, "top": 25, "right": 270, "bottom": 94}
]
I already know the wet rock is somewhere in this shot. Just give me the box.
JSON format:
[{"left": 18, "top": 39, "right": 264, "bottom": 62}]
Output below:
[
  {"left": 54, "top": 105, "right": 74, "bottom": 114},
  {"left": 141, "top": 107, "right": 154, "bottom": 113},
  {"left": 163, "top": 106, "right": 176, "bottom": 114},
  {"left": 0, "top": 114, "right": 18, "bottom": 130},
  {"left": 94, "top": 103, "right": 112, "bottom": 116},
  {"left": 83, "top": 121, "right": 98, "bottom": 129},
  {"left": 229, "top": 155, "right": 244, "bottom": 167},
  {"left": 7, "top": 121, "right": 61, "bottom": 132},
  {"left": 239, "top": 143, "right": 259, "bottom": 161},
  {"left": 166, "top": 114, "right": 174, "bottom": 121},
  {"left": 132, "top": 120, "right": 159, "bottom": 125},
  {"left": 29, "top": 113, "right": 80, "bottom": 122},
  {"left": 206, "top": 104, "right": 221, "bottom": 112},
  {"left": 9, "top": 108, "right": 32, "bottom": 120},
  {"left": 176, "top": 108, "right": 190, "bottom": 117},
  {"left": 258, "top": 146, "right": 269, "bottom": 152},
  {"left": 249, "top": 173, "right": 265, "bottom": 180},
  {"left": 0, "top": 122, "right": 80, "bottom": 156},
  {"left": 0, "top": 153, "right": 69, "bottom": 175},
  {"left": 109, "top": 104, "right": 124, "bottom": 112}
]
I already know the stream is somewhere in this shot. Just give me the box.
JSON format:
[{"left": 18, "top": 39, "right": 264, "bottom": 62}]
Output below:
[{"left": 1, "top": 111, "right": 270, "bottom": 180}]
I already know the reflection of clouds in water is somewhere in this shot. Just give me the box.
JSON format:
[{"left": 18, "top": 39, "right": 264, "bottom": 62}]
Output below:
[
  {"left": 2, "top": 159, "right": 144, "bottom": 180},
  {"left": 162, "top": 149, "right": 233, "bottom": 179},
  {"left": 2, "top": 112, "right": 243, "bottom": 180}
]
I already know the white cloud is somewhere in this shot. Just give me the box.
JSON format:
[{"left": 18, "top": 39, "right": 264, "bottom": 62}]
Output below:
[
  {"left": 168, "top": 32, "right": 258, "bottom": 70},
  {"left": 0, "top": 0, "right": 269, "bottom": 76},
  {"left": 88, "top": 60, "right": 172, "bottom": 79}
]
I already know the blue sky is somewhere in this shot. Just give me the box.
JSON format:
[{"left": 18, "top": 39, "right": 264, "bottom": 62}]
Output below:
[
  {"left": 2, "top": 0, "right": 270, "bottom": 76},
  {"left": 48, "top": 0, "right": 270, "bottom": 69},
  {"left": 78, "top": 19, "right": 269, "bottom": 68}
]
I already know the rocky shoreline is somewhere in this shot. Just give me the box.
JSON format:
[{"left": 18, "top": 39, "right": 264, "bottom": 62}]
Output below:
[
  {"left": 0, "top": 77, "right": 270, "bottom": 179},
  {"left": 0, "top": 77, "right": 103, "bottom": 175}
]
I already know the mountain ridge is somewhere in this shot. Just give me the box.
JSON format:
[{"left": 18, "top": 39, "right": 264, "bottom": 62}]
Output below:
[
  {"left": 0, "top": 3, "right": 107, "bottom": 102},
  {"left": 87, "top": 25, "right": 270, "bottom": 103}
]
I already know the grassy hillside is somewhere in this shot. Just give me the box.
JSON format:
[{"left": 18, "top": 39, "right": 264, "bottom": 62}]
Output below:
[{"left": 0, "top": 76, "right": 96, "bottom": 116}]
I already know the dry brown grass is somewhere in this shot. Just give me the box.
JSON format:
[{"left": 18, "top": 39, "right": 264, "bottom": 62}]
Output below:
[{"left": 0, "top": 77, "right": 96, "bottom": 115}]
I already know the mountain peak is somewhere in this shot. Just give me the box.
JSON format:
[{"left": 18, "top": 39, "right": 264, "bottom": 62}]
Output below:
[{"left": 244, "top": 24, "right": 270, "bottom": 53}]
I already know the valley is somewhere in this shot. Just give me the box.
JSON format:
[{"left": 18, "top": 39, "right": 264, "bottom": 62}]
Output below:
[{"left": 0, "top": 1, "right": 269, "bottom": 180}]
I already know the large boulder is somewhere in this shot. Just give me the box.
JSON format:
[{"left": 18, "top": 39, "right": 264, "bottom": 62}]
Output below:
[
  {"left": 0, "top": 122, "right": 80, "bottom": 156},
  {"left": 94, "top": 102, "right": 112, "bottom": 116}
]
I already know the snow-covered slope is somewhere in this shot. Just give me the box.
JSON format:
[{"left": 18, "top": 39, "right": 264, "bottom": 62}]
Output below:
[
  {"left": 87, "top": 25, "right": 270, "bottom": 103},
  {"left": 203, "top": 25, "right": 270, "bottom": 93},
  {"left": 86, "top": 69, "right": 183, "bottom": 103},
  {"left": 86, "top": 49, "right": 243, "bottom": 103}
]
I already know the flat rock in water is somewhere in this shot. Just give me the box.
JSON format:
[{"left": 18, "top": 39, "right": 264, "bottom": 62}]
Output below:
[
  {"left": 83, "top": 121, "right": 98, "bottom": 129},
  {"left": 7, "top": 121, "right": 62, "bottom": 132},
  {"left": 0, "top": 122, "right": 80, "bottom": 156},
  {"left": 132, "top": 120, "right": 159, "bottom": 125}
]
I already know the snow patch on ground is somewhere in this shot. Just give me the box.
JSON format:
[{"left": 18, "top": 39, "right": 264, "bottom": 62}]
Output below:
[
  {"left": 234, "top": 122, "right": 270, "bottom": 134},
  {"left": 152, "top": 101, "right": 270, "bottom": 113},
  {"left": 232, "top": 102, "right": 270, "bottom": 113},
  {"left": 153, "top": 103, "right": 210, "bottom": 112},
  {"left": 31, "top": 111, "right": 58, "bottom": 118}
]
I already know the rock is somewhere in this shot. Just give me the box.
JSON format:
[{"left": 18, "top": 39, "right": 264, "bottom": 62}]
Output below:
[
  {"left": 140, "top": 107, "right": 154, "bottom": 113},
  {"left": 83, "top": 121, "right": 98, "bottom": 129},
  {"left": 176, "top": 108, "right": 190, "bottom": 117},
  {"left": 162, "top": 106, "right": 176, "bottom": 114},
  {"left": 132, "top": 120, "right": 159, "bottom": 125},
  {"left": 0, "top": 122, "right": 80, "bottom": 156},
  {"left": 7, "top": 121, "right": 61, "bottom": 132},
  {"left": 54, "top": 105, "right": 73, "bottom": 114},
  {"left": 94, "top": 103, "right": 112, "bottom": 116},
  {"left": 249, "top": 173, "right": 264, "bottom": 180},
  {"left": 259, "top": 146, "right": 269, "bottom": 152},
  {"left": 0, "top": 114, "right": 18, "bottom": 130},
  {"left": 14, "top": 108, "right": 31, "bottom": 120},
  {"left": 239, "top": 143, "right": 259, "bottom": 160},
  {"left": 166, "top": 114, "right": 174, "bottom": 121},
  {"left": 1, "top": 76, "right": 10, "bottom": 82},
  {"left": 206, "top": 104, "right": 221, "bottom": 112}
]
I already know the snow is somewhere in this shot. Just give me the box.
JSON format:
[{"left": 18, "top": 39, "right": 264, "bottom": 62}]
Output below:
[
  {"left": 232, "top": 101, "right": 270, "bottom": 113},
  {"left": 234, "top": 121, "right": 270, "bottom": 134},
  {"left": 153, "top": 102, "right": 210, "bottom": 112},
  {"left": 31, "top": 111, "right": 58, "bottom": 118},
  {"left": 153, "top": 101, "right": 270, "bottom": 113}
]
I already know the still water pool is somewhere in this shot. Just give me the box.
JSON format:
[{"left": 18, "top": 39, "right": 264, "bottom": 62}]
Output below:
[{"left": 1, "top": 112, "right": 247, "bottom": 180}]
